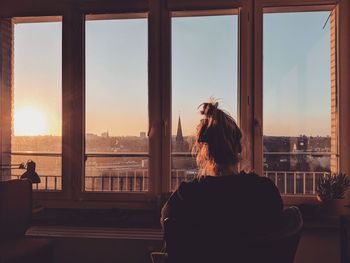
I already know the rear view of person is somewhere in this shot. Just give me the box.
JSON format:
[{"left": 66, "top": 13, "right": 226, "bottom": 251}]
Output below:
[{"left": 161, "top": 100, "right": 284, "bottom": 263}]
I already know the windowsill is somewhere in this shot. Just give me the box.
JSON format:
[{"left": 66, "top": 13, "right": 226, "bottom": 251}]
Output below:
[
  {"left": 282, "top": 195, "right": 319, "bottom": 206},
  {"left": 31, "top": 207, "right": 162, "bottom": 229},
  {"left": 26, "top": 225, "right": 163, "bottom": 240},
  {"left": 296, "top": 202, "right": 347, "bottom": 230},
  {"left": 32, "top": 194, "right": 346, "bottom": 231}
]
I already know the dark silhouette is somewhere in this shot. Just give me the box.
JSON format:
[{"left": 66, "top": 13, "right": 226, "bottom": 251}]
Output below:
[
  {"left": 0, "top": 179, "right": 53, "bottom": 262},
  {"left": 161, "top": 100, "right": 284, "bottom": 263},
  {"left": 20, "top": 160, "right": 41, "bottom": 184}
]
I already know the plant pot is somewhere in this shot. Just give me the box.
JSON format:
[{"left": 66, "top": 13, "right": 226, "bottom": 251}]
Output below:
[{"left": 320, "top": 199, "right": 348, "bottom": 216}]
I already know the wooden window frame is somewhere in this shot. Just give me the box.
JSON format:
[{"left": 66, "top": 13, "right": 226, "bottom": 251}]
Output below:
[
  {"left": 0, "top": 15, "right": 67, "bottom": 202},
  {"left": 0, "top": 0, "right": 349, "bottom": 209},
  {"left": 65, "top": 1, "right": 161, "bottom": 208},
  {"left": 254, "top": 0, "right": 350, "bottom": 205},
  {"left": 160, "top": 0, "right": 254, "bottom": 193},
  {"left": 79, "top": 10, "right": 160, "bottom": 205}
]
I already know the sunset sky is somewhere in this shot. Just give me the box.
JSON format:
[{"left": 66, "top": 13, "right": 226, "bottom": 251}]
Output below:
[
  {"left": 263, "top": 11, "right": 331, "bottom": 137},
  {"left": 14, "top": 22, "right": 62, "bottom": 136},
  {"left": 13, "top": 11, "right": 331, "bottom": 137}
]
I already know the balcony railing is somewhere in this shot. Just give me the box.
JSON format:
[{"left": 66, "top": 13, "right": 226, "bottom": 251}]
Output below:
[
  {"left": 85, "top": 170, "right": 149, "bottom": 192},
  {"left": 8, "top": 170, "right": 329, "bottom": 194},
  {"left": 263, "top": 151, "right": 332, "bottom": 195},
  {"left": 10, "top": 174, "right": 61, "bottom": 191},
  {"left": 171, "top": 169, "right": 197, "bottom": 191},
  {"left": 1, "top": 151, "right": 333, "bottom": 194},
  {"left": 263, "top": 171, "right": 329, "bottom": 195}
]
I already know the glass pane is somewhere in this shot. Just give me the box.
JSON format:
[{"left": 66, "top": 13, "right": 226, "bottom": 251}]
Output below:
[
  {"left": 85, "top": 157, "right": 148, "bottom": 192},
  {"left": 11, "top": 155, "right": 61, "bottom": 191},
  {"left": 10, "top": 19, "right": 62, "bottom": 191},
  {"left": 85, "top": 15, "right": 148, "bottom": 192},
  {"left": 171, "top": 14, "right": 239, "bottom": 189},
  {"left": 263, "top": 11, "right": 334, "bottom": 195},
  {"left": 171, "top": 156, "right": 197, "bottom": 192}
]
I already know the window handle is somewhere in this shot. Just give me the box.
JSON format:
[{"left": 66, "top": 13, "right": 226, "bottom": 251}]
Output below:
[
  {"left": 254, "top": 118, "right": 262, "bottom": 137},
  {"left": 162, "top": 120, "right": 168, "bottom": 138}
]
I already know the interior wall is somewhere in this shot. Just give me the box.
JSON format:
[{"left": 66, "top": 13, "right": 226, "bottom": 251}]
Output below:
[
  {"left": 295, "top": 228, "right": 340, "bottom": 263},
  {"left": 53, "top": 237, "right": 163, "bottom": 263},
  {"left": 50, "top": 228, "right": 340, "bottom": 263}
]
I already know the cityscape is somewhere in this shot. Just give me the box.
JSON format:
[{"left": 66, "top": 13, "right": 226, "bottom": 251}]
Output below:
[{"left": 4, "top": 116, "right": 332, "bottom": 195}]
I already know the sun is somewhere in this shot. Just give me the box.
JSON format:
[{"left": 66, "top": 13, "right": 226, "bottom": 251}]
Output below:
[{"left": 14, "top": 107, "right": 49, "bottom": 136}]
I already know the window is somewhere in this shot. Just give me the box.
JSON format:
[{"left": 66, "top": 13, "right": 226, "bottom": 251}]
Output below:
[
  {"left": 1, "top": 17, "right": 62, "bottom": 191},
  {"left": 0, "top": 0, "right": 347, "bottom": 208},
  {"left": 262, "top": 10, "right": 337, "bottom": 195},
  {"left": 85, "top": 14, "right": 149, "bottom": 192},
  {"left": 170, "top": 12, "right": 239, "bottom": 191}
]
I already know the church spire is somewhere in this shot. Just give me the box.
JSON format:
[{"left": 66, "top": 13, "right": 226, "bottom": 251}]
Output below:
[{"left": 176, "top": 115, "right": 183, "bottom": 141}]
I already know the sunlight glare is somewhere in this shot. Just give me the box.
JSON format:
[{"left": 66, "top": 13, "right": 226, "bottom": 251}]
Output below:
[{"left": 14, "top": 107, "right": 49, "bottom": 136}]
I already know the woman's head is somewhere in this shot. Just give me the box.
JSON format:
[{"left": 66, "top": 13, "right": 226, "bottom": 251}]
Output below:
[{"left": 193, "top": 100, "right": 242, "bottom": 176}]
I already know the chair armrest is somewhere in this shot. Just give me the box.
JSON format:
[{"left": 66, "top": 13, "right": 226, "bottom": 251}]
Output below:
[{"left": 150, "top": 252, "right": 168, "bottom": 263}]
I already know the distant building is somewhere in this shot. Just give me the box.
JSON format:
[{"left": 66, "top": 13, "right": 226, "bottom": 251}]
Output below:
[
  {"left": 172, "top": 116, "right": 189, "bottom": 152},
  {"left": 172, "top": 116, "right": 194, "bottom": 173},
  {"left": 101, "top": 131, "right": 109, "bottom": 138},
  {"left": 140, "top": 132, "right": 146, "bottom": 138},
  {"left": 263, "top": 135, "right": 330, "bottom": 172}
]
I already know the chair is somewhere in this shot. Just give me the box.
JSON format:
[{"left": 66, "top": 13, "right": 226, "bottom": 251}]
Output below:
[
  {"left": 151, "top": 206, "right": 303, "bottom": 263},
  {"left": 239, "top": 206, "right": 303, "bottom": 263},
  {"left": 340, "top": 215, "right": 350, "bottom": 263},
  {"left": 150, "top": 252, "right": 168, "bottom": 263},
  {"left": 0, "top": 179, "right": 54, "bottom": 263}
]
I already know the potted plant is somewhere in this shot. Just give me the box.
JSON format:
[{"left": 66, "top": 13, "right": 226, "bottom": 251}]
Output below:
[{"left": 316, "top": 173, "right": 350, "bottom": 215}]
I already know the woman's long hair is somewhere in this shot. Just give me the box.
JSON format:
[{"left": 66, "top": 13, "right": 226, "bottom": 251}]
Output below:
[{"left": 192, "top": 100, "right": 242, "bottom": 176}]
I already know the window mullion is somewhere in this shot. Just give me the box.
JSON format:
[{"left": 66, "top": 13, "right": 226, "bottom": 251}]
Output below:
[
  {"left": 160, "top": 1, "right": 172, "bottom": 194},
  {"left": 149, "top": 0, "right": 164, "bottom": 196},
  {"left": 238, "top": 1, "right": 255, "bottom": 173},
  {"left": 0, "top": 19, "right": 13, "bottom": 181},
  {"left": 338, "top": 0, "right": 350, "bottom": 179},
  {"left": 63, "top": 9, "right": 85, "bottom": 200},
  {"left": 253, "top": 3, "right": 264, "bottom": 176}
]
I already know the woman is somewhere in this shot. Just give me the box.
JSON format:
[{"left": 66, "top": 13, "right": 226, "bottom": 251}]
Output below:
[{"left": 161, "top": 101, "right": 283, "bottom": 263}]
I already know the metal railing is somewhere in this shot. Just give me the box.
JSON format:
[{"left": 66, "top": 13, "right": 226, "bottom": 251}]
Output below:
[
  {"left": 263, "top": 171, "right": 329, "bottom": 195},
  {"left": 263, "top": 151, "right": 331, "bottom": 156},
  {"left": 263, "top": 151, "right": 332, "bottom": 195},
  {"left": 85, "top": 169, "right": 149, "bottom": 192},
  {"left": 10, "top": 174, "right": 62, "bottom": 191},
  {"left": 2, "top": 151, "right": 333, "bottom": 194},
  {"left": 2, "top": 151, "right": 62, "bottom": 190},
  {"left": 9, "top": 170, "right": 328, "bottom": 194},
  {"left": 170, "top": 169, "right": 197, "bottom": 191}
]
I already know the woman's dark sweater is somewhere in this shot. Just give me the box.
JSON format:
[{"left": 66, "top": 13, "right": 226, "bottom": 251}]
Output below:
[{"left": 161, "top": 172, "right": 283, "bottom": 263}]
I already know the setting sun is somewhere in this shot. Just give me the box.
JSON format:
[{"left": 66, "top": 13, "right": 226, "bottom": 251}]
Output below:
[{"left": 14, "top": 107, "right": 49, "bottom": 136}]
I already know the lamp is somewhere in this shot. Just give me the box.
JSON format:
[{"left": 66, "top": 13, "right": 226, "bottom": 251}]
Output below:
[{"left": 0, "top": 160, "right": 40, "bottom": 184}]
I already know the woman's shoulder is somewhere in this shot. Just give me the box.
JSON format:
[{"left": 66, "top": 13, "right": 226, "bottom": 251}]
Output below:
[
  {"left": 175, "top": 172, "right": 277, "bottom": 197},
  {"left": 181, "top": 172, "right": 265, "bottom": 185},
  {"left": 243, "top": 171, "right": 280, "bottom": 188},
  {"left": 175, "top": 178, "right": 203, "bottom": 200},
  {"left": 174, "top": 175, "right": 225, "bottom": 199}
]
